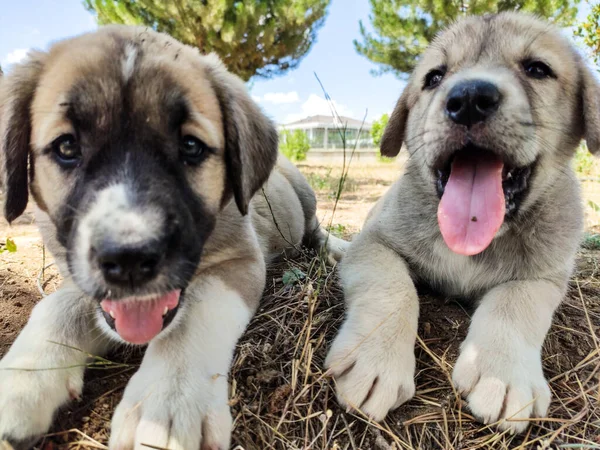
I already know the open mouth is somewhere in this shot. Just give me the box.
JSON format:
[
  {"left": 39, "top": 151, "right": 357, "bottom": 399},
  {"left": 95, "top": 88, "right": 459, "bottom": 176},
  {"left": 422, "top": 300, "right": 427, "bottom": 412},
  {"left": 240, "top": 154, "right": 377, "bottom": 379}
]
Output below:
[
  {"left": 100, "top": 289, "right": 181, "bottom": 345},
  {"left": 434, "top": 144, "right": 534, "bottom": 256}
]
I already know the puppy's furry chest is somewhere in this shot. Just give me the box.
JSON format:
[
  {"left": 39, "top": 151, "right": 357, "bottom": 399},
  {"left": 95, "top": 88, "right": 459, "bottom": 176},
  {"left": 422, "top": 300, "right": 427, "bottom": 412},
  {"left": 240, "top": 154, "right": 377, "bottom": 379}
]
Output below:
[
  {"left": 381, "top": 171, "right": 581, "bottom": 301},
  {"left": 376, "top": 191, "right": 508, "bottom": 299},
  {"left": 405, "top": 238, "right": 514, "bottom": 300}
]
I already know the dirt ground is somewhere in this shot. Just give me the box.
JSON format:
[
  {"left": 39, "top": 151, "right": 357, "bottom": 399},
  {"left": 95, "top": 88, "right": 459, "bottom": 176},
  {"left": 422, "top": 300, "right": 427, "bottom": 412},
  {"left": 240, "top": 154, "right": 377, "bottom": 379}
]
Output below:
[{"left": 0, "top": 160, "right": 599, "bottom": 449}]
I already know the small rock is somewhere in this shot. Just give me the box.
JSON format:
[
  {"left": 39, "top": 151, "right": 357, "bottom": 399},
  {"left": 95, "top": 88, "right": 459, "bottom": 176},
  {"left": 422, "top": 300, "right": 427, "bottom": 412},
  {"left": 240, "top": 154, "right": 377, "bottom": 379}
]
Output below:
[
  {"left": 373, "top": 429, "right": 395, "bottom": 450},
  {"left": 256, "top": 369, "right": 279, "bottom": 384},
  {"left": 423, "top": 322, "right": 432, "bottom": 337}
]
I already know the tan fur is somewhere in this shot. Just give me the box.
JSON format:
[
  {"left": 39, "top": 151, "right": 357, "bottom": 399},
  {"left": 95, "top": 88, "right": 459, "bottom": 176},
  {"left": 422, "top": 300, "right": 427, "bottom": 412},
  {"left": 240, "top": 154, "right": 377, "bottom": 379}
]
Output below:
[
  {"left": 326, "top": 12, "right": 598, "bottom": 434},
  {"left": 22, "top": 28, "right": 226, "bottom": 218}
]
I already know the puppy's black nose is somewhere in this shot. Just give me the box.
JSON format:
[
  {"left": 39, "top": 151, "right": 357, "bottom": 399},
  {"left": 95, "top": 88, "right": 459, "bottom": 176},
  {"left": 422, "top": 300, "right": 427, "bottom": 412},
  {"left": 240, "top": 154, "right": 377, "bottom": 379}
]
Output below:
[
  {"left": 96, "top": 241, "right": 163, "bottom": 286},
  {"left": 445, "top": 80, "right": 501, "bottom": 127}
]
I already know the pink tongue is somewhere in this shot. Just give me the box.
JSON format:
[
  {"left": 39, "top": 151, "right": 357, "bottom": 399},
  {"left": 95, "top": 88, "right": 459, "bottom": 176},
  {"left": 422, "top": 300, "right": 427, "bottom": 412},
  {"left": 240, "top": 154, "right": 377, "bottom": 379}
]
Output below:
[
  {"left": 437, "top": 153, "right": 505, "bottom": 256},
  {"left": 101, "top": 290, "right": 180, "bottom": 345}
]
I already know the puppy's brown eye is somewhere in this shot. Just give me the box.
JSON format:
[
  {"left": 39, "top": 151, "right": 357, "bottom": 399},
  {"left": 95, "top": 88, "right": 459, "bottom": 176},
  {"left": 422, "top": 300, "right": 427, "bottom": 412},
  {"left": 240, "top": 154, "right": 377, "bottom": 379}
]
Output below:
[
  {"left": 180, "top": 135, "right": 207, "bottom": 165},
  {"left": 51, "top": 134, "right": 81, "bottom": 168},
  {"left": 523, "top": 60, "right": 554, "bottom": 79},
  {"left": 424, "top": 67, "right": 446, "bottom": 90}
]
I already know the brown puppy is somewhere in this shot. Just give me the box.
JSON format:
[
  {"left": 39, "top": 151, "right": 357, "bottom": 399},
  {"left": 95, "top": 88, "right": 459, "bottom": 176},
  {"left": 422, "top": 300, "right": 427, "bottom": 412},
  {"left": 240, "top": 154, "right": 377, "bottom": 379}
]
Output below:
[
  {"left": 0, "top": 26, "right": 347, "bottom": 449},
  {"left": 326, "top": 12, "right": 599, "bottom": 433}
]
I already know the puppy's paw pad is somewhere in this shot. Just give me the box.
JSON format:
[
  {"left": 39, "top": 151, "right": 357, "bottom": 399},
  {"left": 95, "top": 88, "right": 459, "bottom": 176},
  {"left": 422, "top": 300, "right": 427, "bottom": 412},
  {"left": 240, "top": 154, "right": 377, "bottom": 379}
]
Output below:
[
  {"left": 466, "top": 377, "right": 507, "bottom": 424},
  {"left": 452, "top": 340, "right": 550, "bottom": 433},
  {"left": 326, "top": 329, "right": 415, "bottom": 421},
  {"left": 110, "top": 384, "right": 231, "bottom": 450},
  {"left": 201, "top": 404, "right": 233, "bottom": 450},
  {"left": 0, "top": 367, "right": 79, "bottom": 446}
]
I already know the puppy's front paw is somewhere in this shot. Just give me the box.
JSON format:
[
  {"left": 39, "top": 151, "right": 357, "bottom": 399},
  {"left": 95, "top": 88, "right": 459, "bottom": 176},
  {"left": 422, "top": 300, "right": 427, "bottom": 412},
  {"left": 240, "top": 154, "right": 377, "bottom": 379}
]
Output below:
[
  {"left": 325, "top": 324, "right": 416, "bottom": 421},
  {"left": 110, "top": 365, "right": 231, "bottom": 450},
  {"left": 0, "top": 355, "right": 83, "bottom": 449},
  {"left": 452, "top": 337, "right": 551, "bottom": 433}
]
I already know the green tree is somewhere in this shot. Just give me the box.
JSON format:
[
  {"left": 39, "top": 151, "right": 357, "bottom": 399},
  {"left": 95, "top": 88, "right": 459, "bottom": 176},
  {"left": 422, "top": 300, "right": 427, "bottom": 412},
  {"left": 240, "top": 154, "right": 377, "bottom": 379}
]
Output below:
[
  {"left": 575, "top": 0, "right": 600, "bottom": 64},
  {"left": 280, "top": 129, "right": 310, "bottom": 162},
  {"left": 356, "top": 0, "right": 581, "bottom": 78},
  {"left": 370, "top": 113, "right": 389, "bottom": 148},
  {"left": 84, "top": 0, "right": 330, "bottom": 81}
]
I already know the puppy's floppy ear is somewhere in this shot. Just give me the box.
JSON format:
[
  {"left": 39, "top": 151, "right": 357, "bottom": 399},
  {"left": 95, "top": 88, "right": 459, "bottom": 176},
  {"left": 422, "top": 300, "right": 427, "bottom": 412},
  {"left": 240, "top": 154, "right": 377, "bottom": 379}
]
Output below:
[
  {"left": 205, "top": 56, "right": 278, "bottom": 215},
  {"left": 380, "top": 87, "right": 410, "bottom": 157},
  {"left": 580, "top": 61, "right": 600, "bottom": 154},
  {"left": 0, "top": 52, "right": 45, "bottom": 223}
]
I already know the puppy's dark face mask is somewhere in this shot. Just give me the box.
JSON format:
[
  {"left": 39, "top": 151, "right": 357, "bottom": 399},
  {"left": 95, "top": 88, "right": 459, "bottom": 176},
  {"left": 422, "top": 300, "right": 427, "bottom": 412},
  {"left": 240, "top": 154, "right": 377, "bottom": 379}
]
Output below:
[
  {"left": 377, "top": 12, "right": 600, "bottom": 256},
  {"left": 0, "top": 28, "right": 278, "bottom": 344},
  {"left": 57, "top": 112, "right": 214, "bottom": 345}
]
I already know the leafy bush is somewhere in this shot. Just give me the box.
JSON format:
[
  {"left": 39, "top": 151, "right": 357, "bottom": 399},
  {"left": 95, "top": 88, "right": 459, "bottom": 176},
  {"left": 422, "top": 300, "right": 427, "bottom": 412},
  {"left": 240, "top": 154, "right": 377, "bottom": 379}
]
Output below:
[
  {"left": 306, "top": 170, "right": 358, "bottom": 198},
  {"left": 280, "top": 129, "right": 309, "bottom": 162},
  {"left": 306, "top": 170, "right": 332, "bottom": 190},
  {"left": 371, "top": 113, "right": 389, "bottom": 149}
]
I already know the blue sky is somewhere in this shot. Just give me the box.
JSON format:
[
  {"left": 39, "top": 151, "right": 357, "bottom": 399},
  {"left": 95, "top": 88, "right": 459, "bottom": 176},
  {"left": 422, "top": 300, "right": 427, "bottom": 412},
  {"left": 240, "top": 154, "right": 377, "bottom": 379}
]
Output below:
[{"left": 0, "top": 0, "right": 595, "bottom": 126}]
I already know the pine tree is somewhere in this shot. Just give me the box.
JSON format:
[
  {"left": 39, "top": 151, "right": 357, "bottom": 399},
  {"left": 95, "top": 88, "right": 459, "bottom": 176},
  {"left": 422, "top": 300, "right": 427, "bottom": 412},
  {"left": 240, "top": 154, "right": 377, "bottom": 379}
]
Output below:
[
  {"left": 85, "top": 0, "right": 330, "bottom": 81},
  {"left": 356, "top": 0, "right": 581, "bottom": 78}
]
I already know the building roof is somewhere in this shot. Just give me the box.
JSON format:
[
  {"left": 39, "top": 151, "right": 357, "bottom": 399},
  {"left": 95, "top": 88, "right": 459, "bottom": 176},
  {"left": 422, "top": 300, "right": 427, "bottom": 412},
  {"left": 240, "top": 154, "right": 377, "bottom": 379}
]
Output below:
[{"left": 281, "top": 115, "right": 372, "bottom": 129}]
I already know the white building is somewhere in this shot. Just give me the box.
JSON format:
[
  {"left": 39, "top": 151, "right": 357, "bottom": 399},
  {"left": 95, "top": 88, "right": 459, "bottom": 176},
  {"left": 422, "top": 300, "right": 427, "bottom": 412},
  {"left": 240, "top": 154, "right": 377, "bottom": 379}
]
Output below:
[{"left": 278, "top": 115, "right": 373, "bottom": 151}]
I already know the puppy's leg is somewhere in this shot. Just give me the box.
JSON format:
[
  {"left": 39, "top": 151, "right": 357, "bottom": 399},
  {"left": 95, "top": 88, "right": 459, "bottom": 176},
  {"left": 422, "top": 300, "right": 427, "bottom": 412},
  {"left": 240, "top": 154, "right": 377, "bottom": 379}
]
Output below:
[
  {"left": 0, "top": 284, "right": 108, "bottom": 449},
  {"left": 321, "top": 230, "right": 350, "bottom": 263},
  {"left": 452, "top": 280, "right": 562, "bottom": 433},
  {"left": 305, "top": 216, "right": 350, "bottom": 264},
  {"left": 325, "top": 233, "right": 418, "bottom": 421},
  {"left": 109, "top": 263, "right": 262, "bottom": 450}
]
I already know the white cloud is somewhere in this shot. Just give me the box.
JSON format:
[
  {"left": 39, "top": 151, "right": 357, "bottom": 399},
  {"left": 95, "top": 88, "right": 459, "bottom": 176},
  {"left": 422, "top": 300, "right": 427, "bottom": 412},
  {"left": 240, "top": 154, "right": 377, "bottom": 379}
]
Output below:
[
  {"left": 251, "top": 95, "right": 262, "bottom": 103},
  {"left": 261, "top": 91, "right": 300, "bottom": 104},
  {"left": 1, "top": 48, "right": 30, "bottom": 67},
  {"left": 282, "top": 94, "right": 354, "bottom": 124}
]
